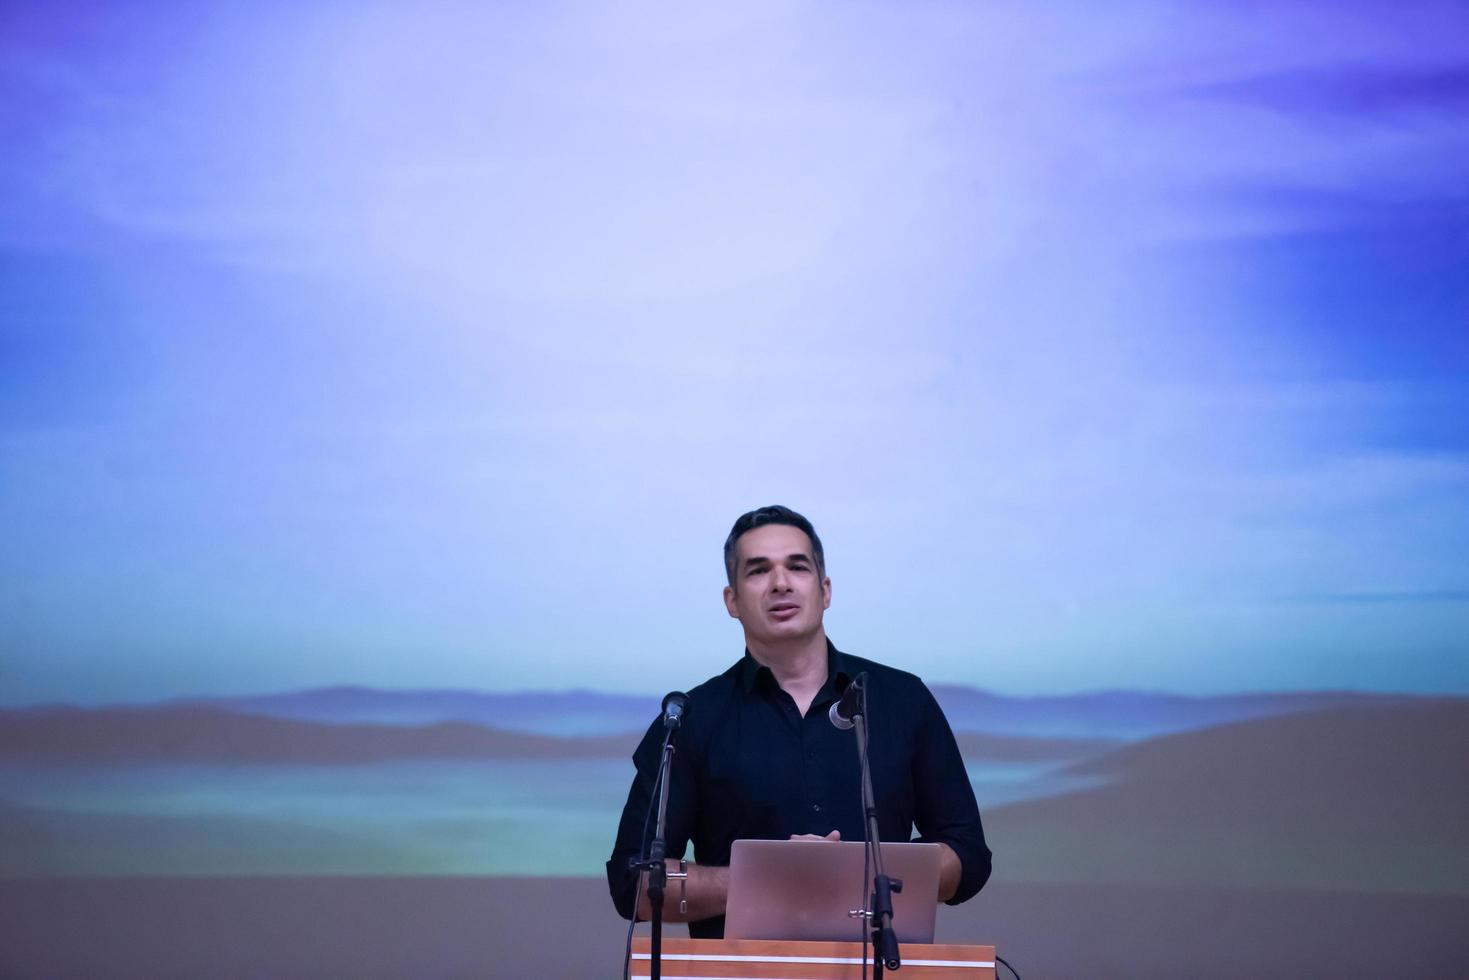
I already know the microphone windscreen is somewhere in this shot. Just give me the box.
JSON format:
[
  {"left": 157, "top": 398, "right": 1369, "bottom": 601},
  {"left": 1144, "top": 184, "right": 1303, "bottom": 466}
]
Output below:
[
  {"left": 661, "top": 691, "right": 689, "bottom": 726},
  {"left": 829, "top": 674, "right": 864, "bottom": 730}
]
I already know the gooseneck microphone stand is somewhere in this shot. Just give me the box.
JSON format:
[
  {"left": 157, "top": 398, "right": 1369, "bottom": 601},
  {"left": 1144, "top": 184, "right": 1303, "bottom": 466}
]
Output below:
[{"left": 842, "top": 676, "right": 902, "bottom": 977}]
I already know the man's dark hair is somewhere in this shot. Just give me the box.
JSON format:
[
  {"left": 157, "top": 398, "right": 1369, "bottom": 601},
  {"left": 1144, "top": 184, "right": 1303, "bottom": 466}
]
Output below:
[{"left": 723, "top": 505, "right": 826, "bottom": 586}]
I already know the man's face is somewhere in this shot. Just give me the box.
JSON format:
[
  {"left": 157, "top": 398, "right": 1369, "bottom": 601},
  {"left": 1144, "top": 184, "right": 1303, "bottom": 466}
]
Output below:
[{"left": 723, "top": 523, "right": 832, "bottom": 648}]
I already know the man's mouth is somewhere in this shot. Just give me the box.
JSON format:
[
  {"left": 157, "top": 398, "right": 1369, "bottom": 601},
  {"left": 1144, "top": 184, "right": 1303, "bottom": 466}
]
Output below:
[{"left": 769, "top": 602, "right": 800, "bottom": 619}]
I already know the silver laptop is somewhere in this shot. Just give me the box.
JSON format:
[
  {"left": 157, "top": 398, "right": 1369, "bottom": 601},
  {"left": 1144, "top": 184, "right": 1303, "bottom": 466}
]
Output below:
[{"left": 724, "top": 839, "right": 941, "bottom": 943}]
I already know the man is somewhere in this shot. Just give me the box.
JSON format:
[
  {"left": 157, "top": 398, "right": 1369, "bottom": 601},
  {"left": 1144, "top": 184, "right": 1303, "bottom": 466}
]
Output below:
[{"left": 606, "top": 505, "right": 991, "bottom": 938}]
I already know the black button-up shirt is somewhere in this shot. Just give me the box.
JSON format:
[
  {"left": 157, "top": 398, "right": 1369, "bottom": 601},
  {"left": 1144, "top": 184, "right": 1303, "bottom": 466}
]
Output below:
[{"left": 606, "top": 641, "right": 991, "bottom": 938}]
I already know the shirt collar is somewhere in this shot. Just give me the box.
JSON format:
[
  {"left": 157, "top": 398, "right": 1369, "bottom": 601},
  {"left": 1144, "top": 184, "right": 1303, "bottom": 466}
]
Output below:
[{"left": 738, "top": 638, "right": 854, "bottom": 695}]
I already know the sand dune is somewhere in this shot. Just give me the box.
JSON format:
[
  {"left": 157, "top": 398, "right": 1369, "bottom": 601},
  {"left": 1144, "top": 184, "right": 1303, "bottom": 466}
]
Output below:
[
  {"left": 954, "top": 730, "right": 1119, "bottom": 762},
  {"left": 984, "top": 702, "right": 1469, "bottom": 894}
]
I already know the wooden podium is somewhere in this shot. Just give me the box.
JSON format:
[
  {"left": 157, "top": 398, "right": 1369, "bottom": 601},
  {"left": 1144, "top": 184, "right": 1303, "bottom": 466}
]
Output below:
[{"left": 631, "top": 937, "right": 996, "bottom": 979}]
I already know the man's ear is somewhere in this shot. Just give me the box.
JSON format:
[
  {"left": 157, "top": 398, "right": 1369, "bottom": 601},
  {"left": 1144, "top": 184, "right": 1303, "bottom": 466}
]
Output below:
[
  {"left": 723, "top": 584, "right": 740, "bottom": 618},
  {"left": 821, "top": 576, "right": 832, "bottom": 610}
]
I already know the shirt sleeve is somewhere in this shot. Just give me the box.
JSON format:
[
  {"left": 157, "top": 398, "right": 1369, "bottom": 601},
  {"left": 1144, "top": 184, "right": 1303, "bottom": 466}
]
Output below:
[
  {"left": 605, "top": 716, "right": 698, "bottom": 920},
  {"left": 911, "top": 683, "right": 992, "bottom": 904}
]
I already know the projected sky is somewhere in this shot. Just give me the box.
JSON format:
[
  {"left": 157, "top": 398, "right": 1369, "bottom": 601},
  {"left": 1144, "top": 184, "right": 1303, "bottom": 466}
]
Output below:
[{"left": 2, "top": 1, "right": 1467, "bottom": 704}]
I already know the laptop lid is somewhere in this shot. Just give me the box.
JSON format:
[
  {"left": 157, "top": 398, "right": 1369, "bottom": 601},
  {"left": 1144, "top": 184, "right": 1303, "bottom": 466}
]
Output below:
[{"left": 723, "top": 839, "right": 941, "bottom": 943}]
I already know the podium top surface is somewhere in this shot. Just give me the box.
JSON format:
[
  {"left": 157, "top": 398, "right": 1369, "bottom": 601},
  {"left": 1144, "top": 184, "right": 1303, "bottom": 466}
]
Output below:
[{"left": 630, "top": 937, "right": 996, "bottom": 979}]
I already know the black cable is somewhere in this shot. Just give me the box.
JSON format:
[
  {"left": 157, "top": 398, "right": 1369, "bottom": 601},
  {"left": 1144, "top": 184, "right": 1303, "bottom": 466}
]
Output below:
[
  {"left": 622, "top": 725, "right": 675, "bottom": 980},
  {"left": 621, "top": 871, "right": 644, "bottom": 980},
  {"left": 857, "top": 679, "right": 872, "bottom": 980},
  {"left": 860, "top": 824, "right": 870, "bottom": 980},
  {"left": 995, "top": 953, "right": 1021, "bottom": 979}
]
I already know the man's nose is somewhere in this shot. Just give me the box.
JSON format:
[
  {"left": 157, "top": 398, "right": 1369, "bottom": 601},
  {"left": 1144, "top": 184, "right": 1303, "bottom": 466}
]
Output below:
[{"left": 770, "top": 565, "right": 792, "bottom": 590}]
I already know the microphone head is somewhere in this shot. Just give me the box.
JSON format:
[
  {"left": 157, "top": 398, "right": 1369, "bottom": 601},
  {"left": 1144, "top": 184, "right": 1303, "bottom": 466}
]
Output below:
[
  {"left": 829, "top": 673, "right": 865, "bottom": 731},
  {"left": 661, "top": 691, "right": 689, "bottom": 727}
]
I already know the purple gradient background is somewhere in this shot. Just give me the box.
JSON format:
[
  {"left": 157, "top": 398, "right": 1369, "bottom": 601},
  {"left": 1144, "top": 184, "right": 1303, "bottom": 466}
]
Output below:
[{"left": 1, "top": 2, "right": 1467, "bottom": 977}]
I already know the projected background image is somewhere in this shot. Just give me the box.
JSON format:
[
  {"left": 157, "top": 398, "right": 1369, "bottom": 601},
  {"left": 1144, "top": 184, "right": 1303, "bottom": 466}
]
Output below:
[{"left": 2, "top": 1, "right": 1467, "bottom": 977}]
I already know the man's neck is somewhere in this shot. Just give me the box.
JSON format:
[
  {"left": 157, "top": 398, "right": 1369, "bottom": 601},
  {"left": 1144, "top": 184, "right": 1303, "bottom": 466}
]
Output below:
[{"left": 747, "top": 630, "right": 829, "bottom": 714}]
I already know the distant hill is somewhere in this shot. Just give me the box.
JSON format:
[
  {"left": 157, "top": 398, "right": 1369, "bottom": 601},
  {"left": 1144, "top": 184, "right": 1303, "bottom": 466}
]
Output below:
[
  {"left": 0, "top": 705, "right": 1117, "bottom": 766},
  {"left": 0, "top": 706, "right": 640, "bottom": 764},
  {"left": 928, "top": 686, "right": 1446, "bottom": 739},
  {"left": 984, "top": 702, "right": 1469, "bottom": 894},
  {"left": 180, "top": 687, "right": 661, "bottom": 737},
  {"left": 96, "top": 684, "right": 1459, "bottom": 741}
]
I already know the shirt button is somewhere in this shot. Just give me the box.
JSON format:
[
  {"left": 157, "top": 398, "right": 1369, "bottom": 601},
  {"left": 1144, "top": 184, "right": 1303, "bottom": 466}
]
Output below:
[{"left": 811, "top": 803, "right": 821, "bottom": 813}]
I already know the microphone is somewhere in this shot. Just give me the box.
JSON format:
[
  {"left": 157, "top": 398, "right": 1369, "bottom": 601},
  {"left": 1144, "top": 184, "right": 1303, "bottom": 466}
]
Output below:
[
  {"left": 661, "top": 691, "right": 689, "bottom": 728},
  {"left": 828, "top": 673, "right": 865, "bottom": 731}
]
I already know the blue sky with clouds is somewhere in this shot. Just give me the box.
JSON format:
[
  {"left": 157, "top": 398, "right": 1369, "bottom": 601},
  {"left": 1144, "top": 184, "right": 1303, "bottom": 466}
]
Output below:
[{"left": 1, "top": 0, "right": 1466, "bottom": 703}]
